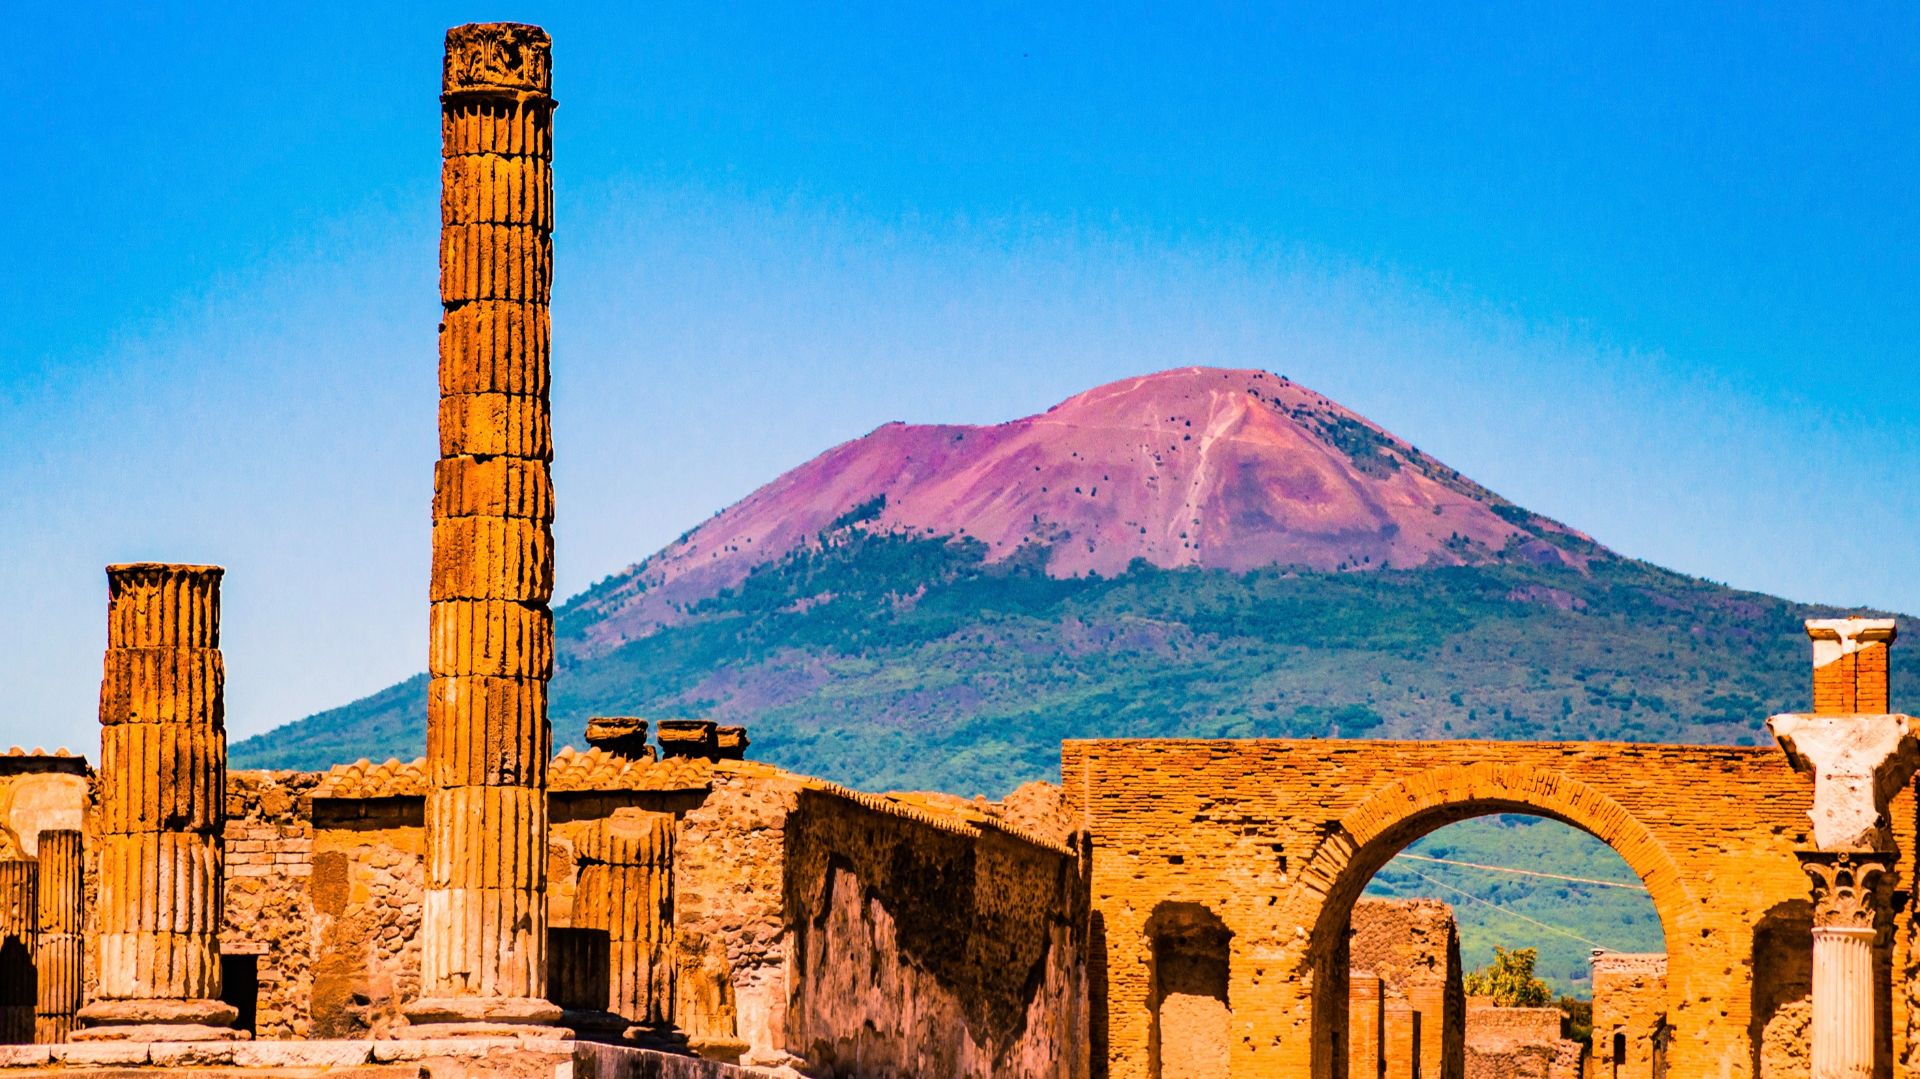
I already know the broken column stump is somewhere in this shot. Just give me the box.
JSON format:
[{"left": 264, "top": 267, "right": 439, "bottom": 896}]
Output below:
[{"left": 74, "top": 563, "right": 243, "bottom": 1041}]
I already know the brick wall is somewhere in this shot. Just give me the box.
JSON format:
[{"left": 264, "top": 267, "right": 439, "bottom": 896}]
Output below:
[
  {"left": 1061, "top": 739, "right": 1909, "bottom": 1079},
  {"left": 1352, "top": 898, "right": 1463, "bottom": 1079}
]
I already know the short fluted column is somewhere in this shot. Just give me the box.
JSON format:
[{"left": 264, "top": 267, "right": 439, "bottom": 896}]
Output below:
[
  {"left": 74, "top": 564, "right": 242, "bottom": 1041},
  {"left": 574, "top": 812, "right": 675, "bottom": 1030},
  {"left": 406, "top": 21, "right": 563, "bottom": 1036},
  {"left": 34, "top": 830, "right": 83, "bottom": 1043},
  {"left": 0, "top": 854, "right": 36, "bottom": 1045},
  {"left": 1801, "top": 851, "right": 1888, "bottom": 1079}
]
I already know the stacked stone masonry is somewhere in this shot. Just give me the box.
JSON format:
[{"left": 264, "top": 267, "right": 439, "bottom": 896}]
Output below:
[
  {"left": 32, "top": 830, "right": 82, "bottom": 1043},
  {"left": 421, "top": 20, "right": 560, "bottom": 1026},
  {"left": 78, "top": 564, "right": 240, "bottom": 1041}
]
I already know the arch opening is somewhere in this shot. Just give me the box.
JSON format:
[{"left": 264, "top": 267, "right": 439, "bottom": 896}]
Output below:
[
  {"left": 1147, "top": 901, "right": 1231, "bottom": 1079},
  {"left": 1302, "top": 774, "right": 1691, "bottom": 1079}
]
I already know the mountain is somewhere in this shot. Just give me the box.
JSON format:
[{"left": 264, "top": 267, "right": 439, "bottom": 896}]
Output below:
[
  {"left": 570, "top": 367, "right": 1596, "bottom": 657},
  {"left": 232, "top": 367, "right": 1907, "bottom": 794}
]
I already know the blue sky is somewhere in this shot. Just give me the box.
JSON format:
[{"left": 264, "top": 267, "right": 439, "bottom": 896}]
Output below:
[{"left": 4, "top": 3, "right": 1916, "bottom": 752}]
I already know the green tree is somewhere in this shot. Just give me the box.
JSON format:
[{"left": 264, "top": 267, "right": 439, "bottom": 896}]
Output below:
[{"left": 1463, "top": 946, "right": 1552, "bottom": 1007}]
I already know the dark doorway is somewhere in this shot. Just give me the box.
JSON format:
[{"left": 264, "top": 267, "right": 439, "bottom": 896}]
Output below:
[{"left": 220, "top": 955, "right": 259, "bottom": 1035}]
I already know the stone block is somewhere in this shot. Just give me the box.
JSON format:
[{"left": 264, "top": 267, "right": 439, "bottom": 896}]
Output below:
[
  {"left": 443, "top": 155, "right": 553, "bottom": 230},
  {"left": 103, "top": 565, "right": 222, "bottom": 651},
  {"left": 428, "top": 600, "right": 553, "bottom": 679},
  {"left": 53, "top": 1042, "right": 151, "bottom": 1066},
  {"left": 145, "top": 1041, "right": 239, "bottom": 1067},
  {"left": 97, "top": 723, "right": 224, "bottom": 833},
  {"left": 424, "top": 787, "right": 547, "bottom": 889},
  {"left": 656, "top": 721, "right": 718, "bottom": 760},
  {"left": 441, "top": 225, "right": 552, "bottom": 306},
  {"left": 438, "top": 393, "right": 552, "bottom": 461},
  {"left": 97, "top": 648, "right": 223, "bottom": 726},
  {"left": 231, "top": 1039, "right": 376, "bottom": 1068},
  {"left": 583, "top": 717, "right": 649, "bottom": 760},
  {"left": 435, "top": 456, "right": 555, "bottom": 521},
  {"left": 431, "top": 517, "right": 554, "bottom": 602},
  {"left": 427, "top": 677, "right": 550, "bottom": 787},
  {"left": 441, "top": 97, "right": 554, "bottom": 159},
  {"left": 444, "top": 23, "right": 553, "bottom": 95},
  {"left": 0, "top": 1045, "right": 51, "bottom": 1067}
]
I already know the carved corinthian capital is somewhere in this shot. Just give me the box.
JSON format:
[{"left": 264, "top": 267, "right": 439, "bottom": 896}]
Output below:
[
  {"left": 444, "top": 22, "right": 552, "bottom": 96},
  {"left": 1799, "top": 850, "right": 1892, "bottom": 931}
]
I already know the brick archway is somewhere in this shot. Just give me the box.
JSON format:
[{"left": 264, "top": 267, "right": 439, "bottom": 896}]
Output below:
[
  {"left": 1062, "top": 738, "right": 1913, "bottom": 1079},
  {"left": 1294, "top": 762, "right": 1697, "bottom": 1079}
]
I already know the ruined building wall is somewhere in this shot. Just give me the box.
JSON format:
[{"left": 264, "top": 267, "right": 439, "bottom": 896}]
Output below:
[
  {"left": 1463, "top": 1001, "right": 1582, "bottom": 1079},
  {"left": 1590, "top": 953, "right": 1672, "bottom": 1079},
  {"left": 305, "top": 762, "right": 429, "bottom": 1038},
  {"left": 1063, "top": 739, "right": 1876, "bottom": 1079},
  {"left": 673, "top": 765, "right": 801, "bottom": 1063},
  {"left": 220, "top": 771, "right": 319, "bottom": 1038},
  {"left": 781, "top": 787, "right": 1087, "bottom": 1079},
  {"left": 1351, "top": 897, "right": 1465, "bottom": 1079}
]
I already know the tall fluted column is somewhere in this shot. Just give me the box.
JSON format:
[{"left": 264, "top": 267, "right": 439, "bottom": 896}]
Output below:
[
  {"left": 0, "top": 852, "right": 36, "bottom": 1045},
  {"left": 408, "top": 21, "right": 562, "bottom": 1035},
  {"left": 1801, "top": 852, "right": 1888, "bottom": 1079},
  {"left": 34, "top": 830, "right": 83, "bottom": 1043},
  {"left": 75, "top": 564, "right": 242, "bottom": 1041}
]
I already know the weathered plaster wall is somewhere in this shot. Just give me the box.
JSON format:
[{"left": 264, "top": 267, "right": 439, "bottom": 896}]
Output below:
[{"left": 782, "top": 787, "right": 1086, "bottom": 1079}]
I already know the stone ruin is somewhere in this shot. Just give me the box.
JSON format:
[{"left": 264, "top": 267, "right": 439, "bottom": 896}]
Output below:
[{"left": 0, "top": 18, "right": 1913, "bottom": 1079}]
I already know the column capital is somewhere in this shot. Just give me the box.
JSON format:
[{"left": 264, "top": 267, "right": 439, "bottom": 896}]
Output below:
[
  {"left": 1805, "top": 617, "right": 1897, "bottom": 655},
  {"left": 1768, "top": 712, "right": 1920, "bottom": 850},
  {"left": 1798, "top": 849, "right": 1893, "bottom": 932},
  {"left": 444, "top": 23, "right": 552, "bottom": 97}
]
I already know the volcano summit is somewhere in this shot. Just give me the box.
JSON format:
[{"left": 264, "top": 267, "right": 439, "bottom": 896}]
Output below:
[{"left": 237, "top": 367, "right": 1882, "bottom": 793}]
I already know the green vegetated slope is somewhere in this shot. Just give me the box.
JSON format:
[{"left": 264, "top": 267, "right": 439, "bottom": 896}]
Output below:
[
  {"left": 233, "top": 529, "right": 1905, "bottom": 797},
  {"left": 1368, "top": 814, "right": 1662, "bottom": 999}
]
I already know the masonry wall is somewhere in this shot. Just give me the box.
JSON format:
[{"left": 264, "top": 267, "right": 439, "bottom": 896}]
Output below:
[
  {"left": 305, "top": 797, "right": 424, "bottom": 1037},
  {"left": 1463, "top": 1003, "right": 1582, "bottom": 1079},
  {"left": 221, "top": 771, "right": 319, "bottom": 1038},
  {"left": 1351, "top": 898, "right": 1464, "bottom": 1079},
  {"left": 1060, "top": 739, "right": 1907, "bottom": 1079},
  {"left": 781, "top": 787, "right": 1087, "bottom": 1079}
]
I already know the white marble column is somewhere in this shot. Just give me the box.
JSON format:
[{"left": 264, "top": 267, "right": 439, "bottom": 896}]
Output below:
[
  {"left": 1798, "top": 852, "right": 1887, "bottom": 1079},
  {"left": 1771, "top": 702, "right": 1918, "bottom": 1079}
]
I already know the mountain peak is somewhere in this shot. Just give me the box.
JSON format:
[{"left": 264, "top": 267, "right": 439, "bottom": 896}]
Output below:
[{"left": 573, "top": 367, "right": 1600, "bottom": 652}]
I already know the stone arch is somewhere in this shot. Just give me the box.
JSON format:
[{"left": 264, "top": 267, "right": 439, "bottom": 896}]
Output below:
[{"left": 1294, "top": 761, "right": 1697, "bottom": 1079}]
